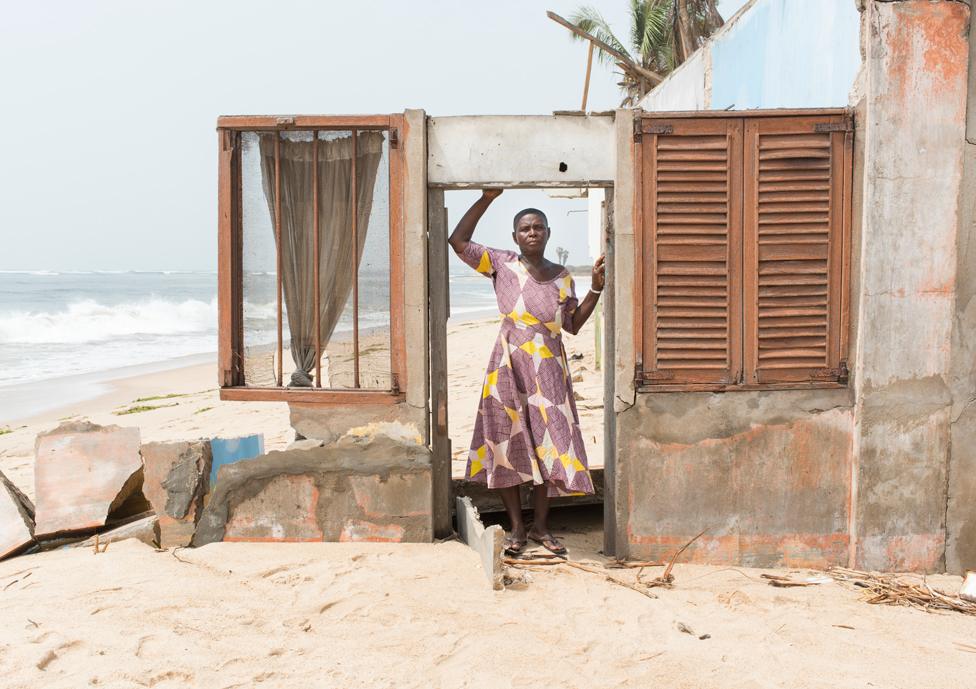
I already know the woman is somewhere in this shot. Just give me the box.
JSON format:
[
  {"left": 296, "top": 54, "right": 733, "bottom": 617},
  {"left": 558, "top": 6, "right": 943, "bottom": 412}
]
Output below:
[{"left": 449, "top": 189, "right": 605, "bottom": 555}]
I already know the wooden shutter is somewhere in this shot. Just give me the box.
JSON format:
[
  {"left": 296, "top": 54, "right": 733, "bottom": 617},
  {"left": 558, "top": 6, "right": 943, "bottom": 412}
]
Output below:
[
  {"left": 743, "top": 115, "right": 852, "bottom": 384},
  {"left": 639, "top": 118, "right": 742, "bottom": 385}
]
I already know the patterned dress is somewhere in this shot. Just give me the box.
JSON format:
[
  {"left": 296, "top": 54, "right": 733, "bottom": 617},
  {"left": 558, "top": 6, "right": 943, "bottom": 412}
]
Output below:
[{"left": 457, "top": 241, "right": 595, "bottom": 497}]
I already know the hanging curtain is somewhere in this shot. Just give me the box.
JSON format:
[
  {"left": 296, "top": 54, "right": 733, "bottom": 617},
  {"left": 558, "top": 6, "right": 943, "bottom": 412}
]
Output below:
[{"left": 259, "top": 130, "right": 384, "bottom": 387}]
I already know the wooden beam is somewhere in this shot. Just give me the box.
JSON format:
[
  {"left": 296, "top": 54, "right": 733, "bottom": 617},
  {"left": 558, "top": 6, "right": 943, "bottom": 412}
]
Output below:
[
  {"left": 220, "top": 387, "right": 404, "bottom": 404},
  {"left": 546, "top": 10, "right": 663, "bottom": 86},
  {"left": 581, "top": 41, "right": 594, "bottom": 111}
]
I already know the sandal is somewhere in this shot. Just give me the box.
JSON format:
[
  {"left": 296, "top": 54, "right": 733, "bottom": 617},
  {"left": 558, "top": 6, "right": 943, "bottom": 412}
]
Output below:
[
  {"left": 528, "top": 532, "right": 567, "bottom": 556},
  {"left": 503, "top": 535, "right": 527, "bottom": 556}
]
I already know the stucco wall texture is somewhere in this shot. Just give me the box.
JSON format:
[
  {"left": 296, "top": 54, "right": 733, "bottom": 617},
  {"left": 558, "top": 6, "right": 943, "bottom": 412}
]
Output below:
[{"left": 617, "top": 1, "right": 973, "bottom": 572}]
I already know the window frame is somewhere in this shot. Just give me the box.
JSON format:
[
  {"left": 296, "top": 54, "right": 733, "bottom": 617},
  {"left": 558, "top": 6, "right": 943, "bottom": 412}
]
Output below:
[
  {"left": 634, "top": 108, "right": 854, "bottom": 394},
  {"left": 217, "top": 115, "right": 407, "bottom": 404}
]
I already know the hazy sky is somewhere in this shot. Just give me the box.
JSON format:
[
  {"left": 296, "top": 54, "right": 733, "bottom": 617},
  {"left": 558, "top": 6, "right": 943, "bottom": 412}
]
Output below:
[{"left": 0, "top": 0, "right": 747, "bottom": 272}]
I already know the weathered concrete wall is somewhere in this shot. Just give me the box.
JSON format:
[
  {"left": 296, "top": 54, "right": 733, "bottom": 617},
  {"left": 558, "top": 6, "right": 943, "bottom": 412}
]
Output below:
[
  {"left": 289, "top": 109, "right": 430, "bottom": 447},
  {"left": 614, "top": 7, "right": 863, "bottom": 563},
  {"left": 638, "top": 0, "right": 861, "bottom": 112},
  {"left": 193, "top": 436, "right": 432, "bottom": 545},
  {"left": 851, "top": 0, "right": 970, "bottom": 572},
  {"left": 427, "top": 115, "right": 615, "bottom": 187},
  {"left": 641, "top": 51, "right": 706, "bottom": 112},
  {"left": 607, "top": 110, "right": 636, "bottom": 556},
  {"left": 615, "top": 0, "right": 972, "bottom": 570},
  {"left": 946, "top": 8, "right": 976, "bottom": 575},
  {"left": 617, "top": 390, "right": 855, "bottom": 566}
]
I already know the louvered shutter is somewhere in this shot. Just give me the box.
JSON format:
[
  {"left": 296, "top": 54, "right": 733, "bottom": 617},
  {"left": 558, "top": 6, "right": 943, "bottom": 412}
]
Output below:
[
  {"left": 639, "top": 118, "right": 743, "bottom": 385},
  {"left": 743, "top": 115, "right": 852, "bottom": 384}
]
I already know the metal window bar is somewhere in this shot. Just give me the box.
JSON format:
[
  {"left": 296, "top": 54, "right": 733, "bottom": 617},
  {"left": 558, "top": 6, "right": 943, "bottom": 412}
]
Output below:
[
  {"left": 313, "top": 132, "right": 321, "bottom": 388},
  {"left": 274, "top": 133, "right": 283, "bottom": 387},
  {"left": 351, "top": 128, "right": 360, "bottom": 388}
]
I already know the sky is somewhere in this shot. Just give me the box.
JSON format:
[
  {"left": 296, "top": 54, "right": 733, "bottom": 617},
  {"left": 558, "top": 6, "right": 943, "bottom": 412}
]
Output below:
[{"left": 0, "top": 0, "right": 747, "bottom": 272}]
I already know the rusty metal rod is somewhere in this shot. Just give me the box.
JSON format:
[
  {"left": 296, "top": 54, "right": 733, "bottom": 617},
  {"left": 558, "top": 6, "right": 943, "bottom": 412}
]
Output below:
[
  {"left": 274, "top": 134, "right": 283, "bottom": 387},
  {"left": 313, "top": 132, "right": 321, "bottom": 388},
  {"left": 351, "top": 129, "right": 360, "bottom": 388}
]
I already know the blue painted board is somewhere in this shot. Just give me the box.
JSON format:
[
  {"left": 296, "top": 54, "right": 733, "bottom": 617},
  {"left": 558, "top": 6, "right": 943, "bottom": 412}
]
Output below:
[{"left": 210, "top": 434, "right": 265, "bottom": 487}]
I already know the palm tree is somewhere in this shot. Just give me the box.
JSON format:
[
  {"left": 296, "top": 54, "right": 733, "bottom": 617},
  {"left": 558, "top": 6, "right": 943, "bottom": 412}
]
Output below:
[{"left": 569, "top": 0, "right": 725, "bottom": 105}]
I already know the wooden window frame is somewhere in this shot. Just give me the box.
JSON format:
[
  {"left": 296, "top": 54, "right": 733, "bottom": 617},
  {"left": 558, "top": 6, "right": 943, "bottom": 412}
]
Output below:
[
  {"left": 217, "top": 115, "right": 407, "bottom": 405},
  {"left": 634, "top": 109, "right": 853, "bottom": 394}
]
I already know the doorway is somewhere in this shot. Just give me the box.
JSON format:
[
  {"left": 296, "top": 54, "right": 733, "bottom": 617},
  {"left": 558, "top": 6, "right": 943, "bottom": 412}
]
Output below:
[{"left": 428, "top": 186, "right": 613, "bottom": 549}]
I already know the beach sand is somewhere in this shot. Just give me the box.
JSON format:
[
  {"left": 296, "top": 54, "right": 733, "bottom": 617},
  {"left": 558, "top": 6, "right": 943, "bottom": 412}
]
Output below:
[
  {"left": 3, "top": 318, "right": 976, "bottom": 687},
  {"left": 2, "top": 535, "right": 975, "bottom": 688}
]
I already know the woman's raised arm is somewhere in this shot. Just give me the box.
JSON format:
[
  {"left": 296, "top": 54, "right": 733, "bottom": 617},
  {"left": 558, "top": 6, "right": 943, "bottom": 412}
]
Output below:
[{"left": 448, "top": 189, "right": 503, "bottom": 254}]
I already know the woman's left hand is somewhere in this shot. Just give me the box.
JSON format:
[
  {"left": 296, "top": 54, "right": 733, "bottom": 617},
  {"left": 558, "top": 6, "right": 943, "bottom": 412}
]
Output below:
[{"left": 591, "top": 255, "right": 606, "bottom": 292}]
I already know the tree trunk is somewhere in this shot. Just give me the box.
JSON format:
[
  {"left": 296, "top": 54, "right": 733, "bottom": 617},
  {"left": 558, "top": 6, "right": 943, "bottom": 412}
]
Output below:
[
  {"left": 701, "top": 0, "right": 725, "bottom": 31},
  {"left": 675, "top": 0, "right": 697, "bottom": 64}
]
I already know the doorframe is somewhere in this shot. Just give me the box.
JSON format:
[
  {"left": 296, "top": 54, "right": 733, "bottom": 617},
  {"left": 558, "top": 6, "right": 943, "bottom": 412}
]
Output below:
[
  {"left": 426, "top": 184, "right": 616, "bottom": 543},
  {"left": 427, "top": 187, "right": 452, "bottom": 538}
]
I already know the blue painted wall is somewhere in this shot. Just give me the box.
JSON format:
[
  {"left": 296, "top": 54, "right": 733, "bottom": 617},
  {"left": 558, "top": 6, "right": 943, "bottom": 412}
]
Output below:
[{"left": 709, "top": 0, "right": 861, "bottom": 110}]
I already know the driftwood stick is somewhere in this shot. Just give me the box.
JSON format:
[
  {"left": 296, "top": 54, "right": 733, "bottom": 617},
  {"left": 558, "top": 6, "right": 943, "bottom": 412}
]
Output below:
[{"left": 662, "top": 529, "right": 708, "bottom": 581}]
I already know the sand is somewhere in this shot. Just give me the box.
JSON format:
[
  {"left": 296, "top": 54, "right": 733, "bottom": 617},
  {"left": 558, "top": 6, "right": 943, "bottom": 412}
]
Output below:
[
  {"left": 2, "top": 535, "right": 975, "bottom": 688},
  {"left": 3, "top": 318, "right": 976, "bottom": 687}
]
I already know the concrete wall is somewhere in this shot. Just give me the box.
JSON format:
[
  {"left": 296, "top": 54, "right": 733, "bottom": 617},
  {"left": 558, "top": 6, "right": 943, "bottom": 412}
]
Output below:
[
  {"left": 853, "top": 1, "right": 970, "bottom": 572},
  {"left": 641, "top": 51, "right": 707, "bottom": 112},
  {"left": 614, "top": 0, "right": 973, "bottom": 572},
  {"left": 290, "top": 109, "right": 430, "bottom": 447},
  {"left": 947, "top": 19, "right": 976, "bottom": 574},
  {"left": 427, "top": 115, "right": 615, "bottom": 188},
  {"left": 612, "top": 1, "right": 864, "bottom": 567},
  {"left": 617, "top": 392, "right": 855, "bottom": 567},
  {"left": 638, "top": 0, "right": 861, "bottom": 112}
]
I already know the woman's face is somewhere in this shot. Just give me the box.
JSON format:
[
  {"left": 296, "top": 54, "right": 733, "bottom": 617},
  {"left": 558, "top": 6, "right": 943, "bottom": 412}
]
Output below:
[{"left": 513, "top": 213, "right": 549, "bottom": 255}]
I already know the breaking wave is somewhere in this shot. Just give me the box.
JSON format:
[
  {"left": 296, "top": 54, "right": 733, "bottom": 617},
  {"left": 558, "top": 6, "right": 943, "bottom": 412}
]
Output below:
[{"left": 0, "top": 297, "right": 220, "bottom": 344}]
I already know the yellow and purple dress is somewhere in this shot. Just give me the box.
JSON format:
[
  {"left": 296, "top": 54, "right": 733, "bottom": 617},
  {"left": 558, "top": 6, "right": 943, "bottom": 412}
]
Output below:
[{"left": 456, "top": 241, "right": 594, "bottom": 497}]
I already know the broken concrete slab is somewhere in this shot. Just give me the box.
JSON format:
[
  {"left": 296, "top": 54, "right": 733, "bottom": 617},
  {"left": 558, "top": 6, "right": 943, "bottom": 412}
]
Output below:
[
  {"left": 34, "top": 422, "right": 147, "bottom": 539},
  {"left": 141, "top": 440, "right": 212, "bottom": 548},
  {"left": 456, "top": 496, "right": 504, "bottom": 590},
  {"left": 193, "top": 435, "right": 432, "bottom": 546},
  {"left": 210, "top": 434, "right": 264, "bottom": 487},
  {"left": 73, "top": 514, "right": 159, "bottom": 550},
  {"left": 0, "top": 470, "right": 35, "bottom": 560},
  {"left": 286, "top": 438, "right": 325, "bottom": 451}
]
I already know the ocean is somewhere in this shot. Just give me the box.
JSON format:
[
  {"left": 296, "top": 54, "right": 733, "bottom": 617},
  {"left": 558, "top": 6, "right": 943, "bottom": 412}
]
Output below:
[{"left": 0, "top": 268, "right": 592, "bottom": 397}]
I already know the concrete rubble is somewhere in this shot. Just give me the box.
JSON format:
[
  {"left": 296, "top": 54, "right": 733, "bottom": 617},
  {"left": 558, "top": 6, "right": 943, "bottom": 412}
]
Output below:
[
  {"left": 33, "top": 421, "right": 148, "bottom": 539},
  {"left": 72, "top": 514, "right": 160, "bottom": 550},
  {"left": 456, "top": 496, "right": 504, "bottom": 590},
  {"left": 0, "top": 469, "right": 35, "bottom": 560},
  {"left": 193, "top": 435, "right": 432, "bottom": 546},
  {"left": 141, "top": 440, "right": 212, "bottom": 548}
]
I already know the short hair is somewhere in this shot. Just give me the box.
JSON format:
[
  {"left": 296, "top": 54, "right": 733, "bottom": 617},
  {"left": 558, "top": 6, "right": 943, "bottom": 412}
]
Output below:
[{"left": 513, "top": 208, "right": 549, "bottom": 230}]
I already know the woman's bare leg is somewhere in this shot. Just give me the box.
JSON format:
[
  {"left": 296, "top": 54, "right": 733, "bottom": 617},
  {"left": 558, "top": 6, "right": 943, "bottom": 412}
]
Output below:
[
  {"left": 527, "top": 485, "right": 566, "bottom": 554},
  {"left": 498, "top": 486, "right": 526, "bottom": 547},
  {"left": 529, "top": 484, "right": 550, "bottom": 535}
]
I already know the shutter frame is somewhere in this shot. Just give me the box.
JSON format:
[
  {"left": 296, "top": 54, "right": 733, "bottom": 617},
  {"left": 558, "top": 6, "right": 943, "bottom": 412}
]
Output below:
[
  {"left": 743, "top": 115, "right": 851, "bottom": 384},
  {"left": 639, "top": 117, "right": 743, "bottom": 386}
]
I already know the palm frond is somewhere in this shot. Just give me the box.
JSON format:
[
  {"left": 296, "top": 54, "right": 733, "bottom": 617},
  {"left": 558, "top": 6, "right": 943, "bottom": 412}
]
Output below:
[
  {"left": 632, "top": 0, "right": 673, "bottom": 67},
  {"left": 568, "top": 6, "right": 633, "bottom": 65}
]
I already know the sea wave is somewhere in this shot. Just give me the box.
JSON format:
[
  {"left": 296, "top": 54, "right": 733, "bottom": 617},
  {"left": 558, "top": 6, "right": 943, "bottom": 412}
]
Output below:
[{"left": 0, "top": 297, "right": 220, "bottom": 344}]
